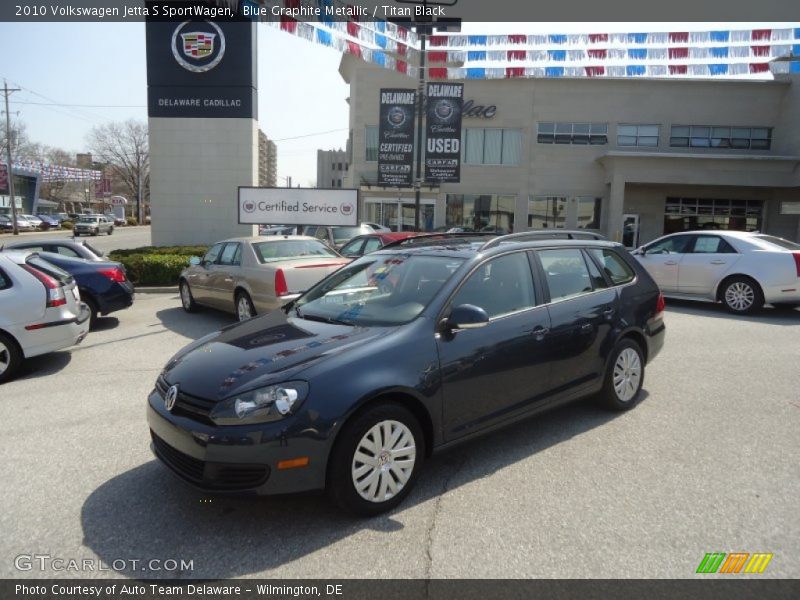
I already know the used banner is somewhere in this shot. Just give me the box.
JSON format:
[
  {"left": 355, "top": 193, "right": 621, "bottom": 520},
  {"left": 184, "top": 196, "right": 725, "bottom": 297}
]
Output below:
[
  {"left": 377, "top": 88, "right": 416, "bottom": 187},
  {"left": 425, "top": 82, "right": 464, "bottom": 183}
]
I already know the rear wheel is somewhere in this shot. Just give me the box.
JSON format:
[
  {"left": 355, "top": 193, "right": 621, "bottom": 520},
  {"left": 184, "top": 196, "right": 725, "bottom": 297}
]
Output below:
[
  {"left": 108, "top": 227, "right": 113, "bottom": 235},
  {"left": 235, "top": 290, "right": 255, "bottom": 322},
  {"left": 720, "top": 276, "right": 763, "bottom": 314},
  {"left": 179, "top": 280, "right": 197, "bottom": 312},
  {"left": 0, "top": 332, "right": 23, "bottom": 384},
  {"left": 598, "top": 339, "right": 645, "bottom": 411},
  {"left": 84, "top": 296, "right": 99, "bottom": 329},
  {"left": 327, "top": 402, "right": 423, "bottom": 516}
]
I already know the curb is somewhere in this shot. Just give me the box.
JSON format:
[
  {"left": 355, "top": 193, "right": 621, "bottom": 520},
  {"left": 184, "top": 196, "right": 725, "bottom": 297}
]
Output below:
[{"left": 135, "top": 286, "right": 179, "bottom": 294}]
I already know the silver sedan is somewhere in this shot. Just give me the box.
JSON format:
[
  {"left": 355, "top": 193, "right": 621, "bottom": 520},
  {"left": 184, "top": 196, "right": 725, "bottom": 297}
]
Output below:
[{"left": 179, "top": 236, "right": 351, "bottom": 321}]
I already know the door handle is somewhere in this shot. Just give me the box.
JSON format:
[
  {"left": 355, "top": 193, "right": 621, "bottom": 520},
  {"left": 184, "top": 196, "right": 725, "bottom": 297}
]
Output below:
[
  {"left": 530, "top": 326, "right": 549, "bottom": 341},
  {"left": 664, "top": 260, "right": 678, "bottom": 266},
  {"left": 602, "top": 307, "right": 615, "bottom": 320},
  {"left": 710, "top": 260, "right": 726, "bottom": 265},
  {"left": 580, "top": 323, "right": 594, "bottom": 333},
  {"left": 224, "top": 277, "right": 233, "bottom": 282}
]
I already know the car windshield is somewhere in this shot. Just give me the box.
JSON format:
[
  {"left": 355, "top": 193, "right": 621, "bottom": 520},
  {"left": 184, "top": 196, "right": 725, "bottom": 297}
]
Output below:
[
  {"left": 753, "top": 235, "right": 800, "bottom": 250},
  {"left": 332, "top": 227, "right": 364, "bottom": 245},
  {"left": 78, "top": 216, "right": 98, "bottom": 223},
  {"left": 295, "top": 254, "right": 465, "bottom": 326},
  {"left": 252, "top": 239, "right": 338, "bottom": 263}
]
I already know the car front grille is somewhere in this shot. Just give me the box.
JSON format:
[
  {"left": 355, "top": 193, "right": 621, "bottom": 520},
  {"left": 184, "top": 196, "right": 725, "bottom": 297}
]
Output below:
[
  {"left": 150, "top": 430, "right": 270, "bottom": 491},
  {"left": 155, "top": 376, "right": 216, "bottom": 425}
]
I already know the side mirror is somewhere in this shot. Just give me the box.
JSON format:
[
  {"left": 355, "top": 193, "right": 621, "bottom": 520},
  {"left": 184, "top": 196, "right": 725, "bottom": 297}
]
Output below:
[
  {"left": 189, "top": 256, "right": 202, "bottom": 266},
  {"left": 445, "top": 304, "right": 489, "bottom": 330},
  {"left": 635, "top": 246, "right": 646, "bottom": 256}
]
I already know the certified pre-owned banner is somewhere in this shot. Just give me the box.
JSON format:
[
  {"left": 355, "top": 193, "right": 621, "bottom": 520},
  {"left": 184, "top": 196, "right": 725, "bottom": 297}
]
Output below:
[
  {"left": 377, "top": 88, "right": 416, "bottom": 187},
  {"left": 238, "top": 188, "right": 358, "bottom": 226},
  {"left": 425, "top": 82, "right": 464, "bottom": 183}
]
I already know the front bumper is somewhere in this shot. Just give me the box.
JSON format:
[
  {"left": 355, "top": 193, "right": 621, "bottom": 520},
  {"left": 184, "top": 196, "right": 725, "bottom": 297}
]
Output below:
[{"left": 146, "top": 389, "right": 330, "bottom": 495}]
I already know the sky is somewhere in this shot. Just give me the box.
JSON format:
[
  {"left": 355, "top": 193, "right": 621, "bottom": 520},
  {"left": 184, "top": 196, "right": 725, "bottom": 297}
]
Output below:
[{"left": 0, "top": 21, "right": 797, "bottom": 186}]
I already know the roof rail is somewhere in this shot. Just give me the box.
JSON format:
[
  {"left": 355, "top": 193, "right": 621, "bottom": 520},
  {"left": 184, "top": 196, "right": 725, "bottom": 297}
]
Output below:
[
  {"left": 479, "top": 230, "right": 607, "bottom": 250},
  {"left": 381, "top": 232, "right": 496, "bottom": 249}
]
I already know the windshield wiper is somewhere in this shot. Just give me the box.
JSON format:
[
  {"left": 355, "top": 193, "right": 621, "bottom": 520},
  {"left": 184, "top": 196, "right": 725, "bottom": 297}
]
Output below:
[{"left": 296, "top": 313, "right": 354, "bottom": 326}]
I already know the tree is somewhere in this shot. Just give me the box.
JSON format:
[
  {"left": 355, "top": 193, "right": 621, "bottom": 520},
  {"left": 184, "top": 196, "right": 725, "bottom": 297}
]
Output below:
[{"left": 87, "top": 119, "right": 149, "bottom": 219}]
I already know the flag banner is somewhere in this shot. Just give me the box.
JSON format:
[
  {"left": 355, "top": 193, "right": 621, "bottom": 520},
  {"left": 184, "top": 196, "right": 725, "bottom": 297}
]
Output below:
[
  {"left": 425, "top": 82, "right": 463, "bottom": 184},
  {"left": 377, "top": 88, "right": 416, "bottom": 187},
  {"left": 0, "top": 164, "right": 7, "bottom": 193}
]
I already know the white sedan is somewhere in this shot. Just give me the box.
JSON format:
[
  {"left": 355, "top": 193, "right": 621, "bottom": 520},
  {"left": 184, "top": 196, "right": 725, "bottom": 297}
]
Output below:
[
  {"left": 632, "top": 231, "right": 800, "bottom": 314},
  {"left": 0, "top": 251, "right": 90, "bottom": 382}
]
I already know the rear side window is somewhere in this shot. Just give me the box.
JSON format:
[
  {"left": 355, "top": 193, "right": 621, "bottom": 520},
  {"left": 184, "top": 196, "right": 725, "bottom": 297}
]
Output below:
[
  {"left": 588, "top": 249, "right": 636, "bottom": 285},
  {"left": 692, "top": 236, "right": 737, "bottom": 254},
  {"left": 54, "top": 245, "right": 81, "bottom": 258},
  {"left": 753, "top": 235, "right": 800, "bottom": 250},
  {"left": 538, "top": 248, "right": 595, "bottom": 300}
]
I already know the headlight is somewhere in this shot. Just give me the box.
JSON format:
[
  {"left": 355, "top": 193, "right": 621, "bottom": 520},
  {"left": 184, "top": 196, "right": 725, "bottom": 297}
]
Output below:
[{"left": 210, "top": 381, "right": 309, "bottom": 425}]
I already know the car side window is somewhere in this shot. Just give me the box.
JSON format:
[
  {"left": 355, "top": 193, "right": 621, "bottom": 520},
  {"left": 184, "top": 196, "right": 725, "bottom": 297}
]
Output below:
[
  {"left": 646, "top": 235, "right": 692, "bottom": 254},
  {"left": 691, "top": 235, "right": 737, "bottom": 254},
  {"left": 362, "top": 238, "right": 382, "bottom": 254},
  {"left": 21, "top": 245, "right": 46, "bottom": 253},
  {"left": 587, "top": 248, "right": 636, "bottom": 285},
  {"left": 203, "top": 243, "right": 224, "bottom": 264},
  {"left": 218, "top": 243, "right": 240, "bottom": 266},
  {"left": 583, "top": 250, "right": 609, "bottom": 289},
  {"left": 340, "top": 238, "right": 364, "bottom": 257},
  {"left": 54, "top": 245, "right": 80, "bottom": 258},
  {"left": 538, "top": 248, "right": 595, "bottom": 301},
  {"left": 450, "top": 252, "right": 536, "bottom": 319}
]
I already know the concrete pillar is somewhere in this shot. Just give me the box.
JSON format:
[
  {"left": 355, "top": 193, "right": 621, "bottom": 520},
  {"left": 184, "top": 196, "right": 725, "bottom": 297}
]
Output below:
[{"left": 607, "top": 177, "right": 626, "bottom": 243}]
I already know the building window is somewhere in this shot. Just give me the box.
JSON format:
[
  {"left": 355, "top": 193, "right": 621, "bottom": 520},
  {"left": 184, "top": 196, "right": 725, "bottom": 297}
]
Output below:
[
  {"left": 618, "top": 124, "right": 660, "bottom": 147},
  {"left": 365, "top": 126, "right": 378, "bottom": 161},
  {"left": 331, "top": 179, "right": 336, "bottom": 187},
  {"left": 669, "top": 126, "right": 772, "bottom": 150},
  {"left": 576, "top": 197, "right": 602, "bottom": 229},
  {"left": 446, "top": 194, "right": 516, "bottom": 233},
  {"left": 664, "top": 197, "right": 763, "bottom": 234},
  {"left": 528, "top": 196, "right": 567, "bottom": 229},
  {"left": 538, "top": 122, "right": 608, "bottom": 145},
  {"left": 462, "top": 128, "right": 522, "bottom": 166}
]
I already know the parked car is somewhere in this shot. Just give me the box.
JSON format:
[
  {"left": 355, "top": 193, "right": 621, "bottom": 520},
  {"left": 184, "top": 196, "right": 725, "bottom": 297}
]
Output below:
[
  {"left": 149, "top": 235, "right": 665, "bottom": 515},
  {"left": 105, "top": 213, "right": 126, "bottom": 227},
  {"left": 633, "top": 231, "right": 800, "bottom": 313},
  {"left": 36, "top": 214, "right": 61, "bottom": 229},
  {"left": 20, "top": 215, "right": 43, "bottom": 230},
  {"left": 53, "top": 213, "right": 70, "bottom": 223},
  {"left": 259, "top": 225, "right": 300, "bottom": 236},
  {"left": 1, "top": 238, "right": 105, "bottom": 261},
  {"left": 0, "top": 251, "right": 90, "bottom": 383},
  {"left": 179, "top": 236, "right": 351, "bottom": 322},
  {"left": 0, "top": 215, "right": 13, "bottom": 232},
  {"left": 301, "top": 224, "right": 376, "bottom": 250},
  {"left": 338, "top": 232, "right": 423, "bottom": 258},
  {"left": 5, "top": 215, "right": 36, "bottom": 232},
  {"left": 36, "top": 252, "right": 134, "bottom": 327},
  {"left": 73, "top": 214, "right": 114, "bottom": 236},
  {"left": 362, "top": 222, "right": 391, "bottom": 233}
]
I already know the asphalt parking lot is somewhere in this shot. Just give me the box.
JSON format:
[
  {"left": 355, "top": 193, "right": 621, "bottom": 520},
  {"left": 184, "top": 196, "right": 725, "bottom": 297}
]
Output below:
[{"left": 1, "top": 294, "right": 798, "bottom": 579}]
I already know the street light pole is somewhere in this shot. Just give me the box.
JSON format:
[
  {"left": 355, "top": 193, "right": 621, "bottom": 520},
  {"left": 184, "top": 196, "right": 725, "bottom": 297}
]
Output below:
[
  {"left": 3, "top": 79, "right": 21, "bottom": 235},
  {"left": 413, "top": 30, "right": 427, "bottom": 231}
]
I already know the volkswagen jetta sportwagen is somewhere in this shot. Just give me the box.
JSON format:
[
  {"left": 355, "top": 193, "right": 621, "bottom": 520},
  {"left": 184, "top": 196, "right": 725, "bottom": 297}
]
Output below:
[{"left": 148, "top": 236, "right": 665, "bottom": 515}]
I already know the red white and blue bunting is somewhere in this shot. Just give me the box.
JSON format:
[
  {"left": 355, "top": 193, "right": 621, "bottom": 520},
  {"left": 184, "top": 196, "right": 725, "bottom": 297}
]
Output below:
[
  {"left": 2, "top": 161, "right": 103, "bottom": 183},
  {"left": 250, "top": 3, "right": 800, "bottom": 80}
]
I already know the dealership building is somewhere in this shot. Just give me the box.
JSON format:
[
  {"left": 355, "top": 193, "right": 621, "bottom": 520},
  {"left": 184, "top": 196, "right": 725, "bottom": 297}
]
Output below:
[{"left": 339, "top": 55, "right": 800, "bottom": 245}]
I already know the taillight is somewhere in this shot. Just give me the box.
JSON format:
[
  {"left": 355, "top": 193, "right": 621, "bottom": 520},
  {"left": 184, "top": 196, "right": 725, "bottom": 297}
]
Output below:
[
  {"left": 274, "top": 269, "right": 289, "bottom": 297},
  {"left": 792, "top": 252, "right": 800, "bottom": 277},
  {"left": 21, "top": 264, "right": 67, "bottom": 307},
  {"left": 99, "top": 267, "right": 126, "bottom": 283},
  {"left": 656, "top": 292, "right": 666, "bottom": 314}
]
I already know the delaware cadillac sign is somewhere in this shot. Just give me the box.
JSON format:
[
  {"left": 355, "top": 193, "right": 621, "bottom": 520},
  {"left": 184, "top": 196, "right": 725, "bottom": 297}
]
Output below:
[
  {"left": 238, "top": 188, "right": 358, "bottom": 227},
  {"left": 378, "top": 88, "right": 416, "bottom": 187},
  {"left": 425, "top": 83, "right": 464, "bottom": 183}
]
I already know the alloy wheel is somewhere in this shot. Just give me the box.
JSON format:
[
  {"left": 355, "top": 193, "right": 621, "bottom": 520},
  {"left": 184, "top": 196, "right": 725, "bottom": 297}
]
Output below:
[
  {"left": 725, "top": 282, "right": 754, "bottom": 312},
  {"left": 613, "top": 347, "right": 642, "bottom": 402},
  {"left": 237, "top": 295, "right": 253, "bottom": 321},
  {"left": 351, "top": 420, "right": 416, "bottom": 503}
]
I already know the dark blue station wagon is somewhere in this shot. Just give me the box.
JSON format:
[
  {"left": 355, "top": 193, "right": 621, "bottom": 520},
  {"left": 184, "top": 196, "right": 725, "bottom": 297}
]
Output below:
[{"left": 148, "top": 237, "right": 665, "bottom": 515}]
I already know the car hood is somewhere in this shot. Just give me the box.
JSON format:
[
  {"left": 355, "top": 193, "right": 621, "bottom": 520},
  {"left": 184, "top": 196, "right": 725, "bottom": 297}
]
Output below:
[{"left": 161, "top": 309, "right": 383, "bottom": 400}]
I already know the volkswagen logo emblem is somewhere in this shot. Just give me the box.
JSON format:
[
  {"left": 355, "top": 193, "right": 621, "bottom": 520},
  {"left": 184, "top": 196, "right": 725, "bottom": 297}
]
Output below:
[{"left": 165, "top": 385, "right": 179, "bottom": 412}]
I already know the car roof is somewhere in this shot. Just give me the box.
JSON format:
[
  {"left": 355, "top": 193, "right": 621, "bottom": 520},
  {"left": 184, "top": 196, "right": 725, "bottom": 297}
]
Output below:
[
  {"left": 5, "top": 238, "right": 80, "bottom": 247},
  {"left": 373, "top": 237, "right": 623, "bottom": 259},
  {"left": 217, "top": 235, "right": 322, "bottom": 244}
]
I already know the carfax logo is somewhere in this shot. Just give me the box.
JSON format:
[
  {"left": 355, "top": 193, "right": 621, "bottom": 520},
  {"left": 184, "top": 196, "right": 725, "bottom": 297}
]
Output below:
[
  {"left": 171, "top": 20, "right": 226, "bottom": 73},
  {"left": 696, "top": 552, "right": 773, "bottom": 574}
]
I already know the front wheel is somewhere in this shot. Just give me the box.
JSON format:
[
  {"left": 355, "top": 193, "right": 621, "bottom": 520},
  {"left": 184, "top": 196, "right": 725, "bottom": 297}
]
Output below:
[
  {"left": 327, "top": 402, "right": 424, "bottom": 516},
  {"left": 720, "top": 276, "right": 763, "bottom": 314},
  {"left": 598, "top": 339, "right": 645, "bottom": 411},
  {"left": 108, "top": 227, "right": 113, "bottom": 235},
  {"left": 235, "top": 290, "right": 255, "bottom": 321},
  {"left": 0, "top": 332, "right": 23, "bottom": 384},
  {"left": 179, "top": 280, "right": 197, "bottom": 312}
]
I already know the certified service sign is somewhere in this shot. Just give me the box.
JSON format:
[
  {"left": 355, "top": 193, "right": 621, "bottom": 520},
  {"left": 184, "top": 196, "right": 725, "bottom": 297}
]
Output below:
[
  {"left": 238, "top": 188, "right": 359, "bottom": 227},
  {"left": 172, "top": 21, "right": 226, "bottom": 73}
]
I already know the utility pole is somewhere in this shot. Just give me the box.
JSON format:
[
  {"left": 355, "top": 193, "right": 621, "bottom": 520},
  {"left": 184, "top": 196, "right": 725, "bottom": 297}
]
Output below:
[
  {"left": 413, "top": 28, "right": 427, "bottom": 232},
  {"left": 2, "top": 80, "right": 21, "bottom": 235}
]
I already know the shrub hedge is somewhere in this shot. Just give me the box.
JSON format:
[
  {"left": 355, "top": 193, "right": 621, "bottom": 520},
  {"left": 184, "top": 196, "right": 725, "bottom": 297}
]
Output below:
[
  {"left": 109, "top": 245, "right": 208, "bottom": 286},
  {"left": 126, "top": 217, "right": 138, "bottom": 226}
]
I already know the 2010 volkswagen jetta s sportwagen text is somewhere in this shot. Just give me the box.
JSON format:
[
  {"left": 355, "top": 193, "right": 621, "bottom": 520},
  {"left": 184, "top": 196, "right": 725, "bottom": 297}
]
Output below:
[{"left": 147, "top": 236, "right": 665, "bottom": 515}]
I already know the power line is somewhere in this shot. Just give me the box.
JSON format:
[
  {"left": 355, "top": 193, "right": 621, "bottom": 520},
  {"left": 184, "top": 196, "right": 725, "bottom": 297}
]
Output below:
[
  {"left": 272, "top": 128, "right": 348, "bottom": 142},
  {"left": 11, "top": 101, "right": 146, "bottom": 109}
]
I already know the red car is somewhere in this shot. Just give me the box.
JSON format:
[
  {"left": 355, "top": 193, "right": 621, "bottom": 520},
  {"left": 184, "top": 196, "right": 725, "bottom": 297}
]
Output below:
[{"left": 338, "top": 232, "right": 423, "bottom": 258}]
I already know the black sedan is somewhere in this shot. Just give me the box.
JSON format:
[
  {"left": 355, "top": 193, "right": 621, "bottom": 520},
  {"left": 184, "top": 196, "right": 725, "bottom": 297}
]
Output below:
[
  {"left": 148, "top": 238, "right": 665, "bottom": 515},
  {"left": 38, "top": 252, "right": 134, "bottom": 327}
]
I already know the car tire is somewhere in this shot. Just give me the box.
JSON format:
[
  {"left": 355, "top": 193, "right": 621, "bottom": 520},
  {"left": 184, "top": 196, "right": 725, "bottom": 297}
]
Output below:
[
  {"left": 235, "top": 290, "right": 256, "bottom": 322},
  {"left": 720, "top": 276, "right": 764, "bottom": 314},
  {"left": 108, "top": 227, "right": 113, "bottom": 235},
  {"left": 0, "top": 332, "right": 23, "bottom": 384},
  {"left": 73, "top": 232, "right": 80, "bottom": 237},
  {"left": 179, "top": 280, "right": 198, "bottom": 313},
  {"left": 84, "top": 296, "right": 99, "bottom": 329},
  {"left": 327, "top": 402, "right": 424, "bottom": 516},
  {"left": 92, "top": 230, "right": 99, "bottom": 236},
  {"left": 598, "top": 338, "right": 645, "bottom": 411}
]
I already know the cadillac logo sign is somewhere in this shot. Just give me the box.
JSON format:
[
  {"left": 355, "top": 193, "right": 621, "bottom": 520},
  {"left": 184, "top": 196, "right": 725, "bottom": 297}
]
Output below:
[
  {"left": 171, "top": 21, "right": 226, "bottom": 73},
  {"left": 164, "top": 385, "right": 179, "bottom": 412}
]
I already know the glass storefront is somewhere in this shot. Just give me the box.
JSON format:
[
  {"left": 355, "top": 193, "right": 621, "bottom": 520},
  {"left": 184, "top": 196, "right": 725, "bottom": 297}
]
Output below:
[
  {"left": 528, "top": 196, "right": 601, "bottom": 230},
  {"left": 663, "top": 197, "right": 763, "bottom": 234},
  {"left": 446, "top": 194, "right": 516, "bottom": 233},
  {"left": 364, "top": 199, "right": 435, "bottom": 232}
]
